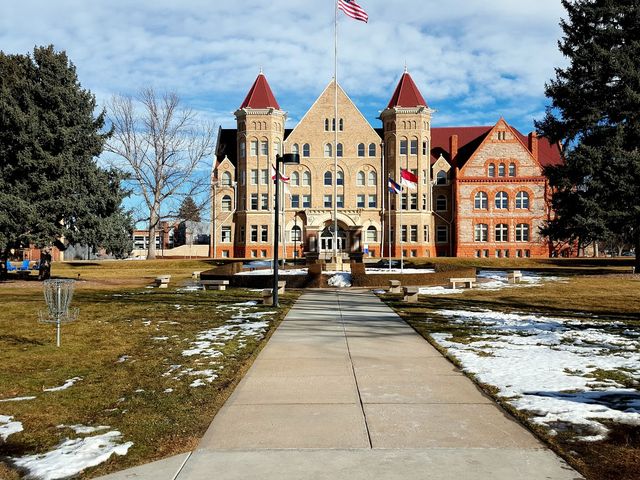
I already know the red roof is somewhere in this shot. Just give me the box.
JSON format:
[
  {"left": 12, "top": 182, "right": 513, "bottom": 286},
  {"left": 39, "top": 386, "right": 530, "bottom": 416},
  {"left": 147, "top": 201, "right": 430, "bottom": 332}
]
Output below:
[
  {"left": 387, "top": 72, "right": 428, "bottom": 108},
  {"left": 239, "top": 73, "right": 280, "bottom": 110}
]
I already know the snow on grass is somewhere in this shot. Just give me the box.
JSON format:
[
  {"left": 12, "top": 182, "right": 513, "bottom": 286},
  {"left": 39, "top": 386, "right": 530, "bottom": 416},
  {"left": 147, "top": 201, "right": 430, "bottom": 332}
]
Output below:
[
  {"left": 0, "top": 415, "right": 23, "bottom": 441},
  {"left": 236, "top": 268, "right": 308, "bottom": 276},
  {"left": 57, "top": 425, "right": 110, "bottom": 435},
  {"left": 418, "top": 286, "right": 464, "bottom": 295},
  {"left": 366, "top": 268, "right": 436, "bottom": 274},
  {"left": 0, "top": 396, "right": 36, "bottom": 402},
  {"left": 327, "top": 272, "right": 352, "bottom": 287},
  {"left": 476, "top": 270, "right": 566, "bottom": 291},
  {"left": 43, "top": 377, "right": 82, "bottom": 392},
  {"left": 12, "top": 431, "right": 133, "bottom": 480},
  {"left": 429, "top": 308, "right": 640, "bottom": 441}
]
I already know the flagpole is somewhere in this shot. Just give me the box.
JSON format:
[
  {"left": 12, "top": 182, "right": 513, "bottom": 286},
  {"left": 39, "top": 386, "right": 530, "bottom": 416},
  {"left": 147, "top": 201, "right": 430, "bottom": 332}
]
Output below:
[
  {"left": 400, "top": 186, "right": 404, "bottom": 274},
  {"left": 387, "top": 178, "right": 391, "bottom": 272},
  {"left": 333, "top": 0, "right": 338, "bottom": 266},
  {"left": 380, "top": 142, "right": 385, "bottom": 264}
]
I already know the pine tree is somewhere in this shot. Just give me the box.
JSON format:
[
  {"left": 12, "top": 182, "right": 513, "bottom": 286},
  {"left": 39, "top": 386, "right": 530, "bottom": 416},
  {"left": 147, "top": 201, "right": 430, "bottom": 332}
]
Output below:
[
  {"left": 0, "top": 46, "right": 133, "bottom": 277},
  {"left": 178, "top": 196, "right": 201, "bottom": 223},
  {"left": 536, "top": 0, "right": 640, "bottom": 268}
]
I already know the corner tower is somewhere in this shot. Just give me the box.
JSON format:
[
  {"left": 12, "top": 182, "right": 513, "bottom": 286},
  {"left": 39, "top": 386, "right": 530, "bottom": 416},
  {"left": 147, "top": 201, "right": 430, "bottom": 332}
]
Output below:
[{"left": 380, "top": 70, "right": 435, "bottom": 257}]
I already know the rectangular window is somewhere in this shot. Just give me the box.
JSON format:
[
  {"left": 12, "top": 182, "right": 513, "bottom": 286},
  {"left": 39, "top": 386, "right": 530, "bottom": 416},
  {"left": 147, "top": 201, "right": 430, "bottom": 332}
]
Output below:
[
  {"left": 337, "top": 195, "right": 344, "bottom": 208},
  {"left": 250, "top": 225, "right": 258, "bottom": 242},
  {"left": 401, "top": 225, "right": 408, "bottom": 242},
  {"left": 261, "top": 193, "right": 269, "bottom": 210},
  {"left": 240, "top": 226, "right": 245, "bottom": 242},
  {"left": 410, "top": 225, "right": 418, "bottom": 242},
  {"left": 422, "top": 170, "right": 427, "bottom": 185},
  {"left": 302, "top": 194, "right": 311, "bottom": 208},
  {"left": 357, "top": 194, "right": 365, "bottom": 208},
  {"left": 250, "top": 140, "right": 258, "bottom": 156},
  {"left": 436, "top": 225, "right": 448, "bottom": 243},
  {"left": 401, "top": 193, "right": 407, "bottom": 210},
  {"left": 422, "top": 193, "right": 427, "bottom": 210},
  {"left": 251, "top": 250, "right": 257, "bottom": 258},
  {"left": 260, "top": 141, "right": 268, "bottom": 155},
  {"left": 400, "top": 140, "right": 408, "bottom": 155},
  {"left": 222, "top": 250, "right": 229, "bottom": 258},
  {"left": 261, "top": 249, "right": 267, "bottom": 258},
  {"left": 411, "top": 249, "right": 417, "bottom": 258},
  {"left": 324, "top": 195, "right": 332, "bottom": 208},
  {"left": 422, "top": 141, "right": 428, "bottom": 156},
  {"left": 410, "top": 193, "right": 417, "bottom": 210},
  {"left": 291, "top": 195, "right": 300, "bottom": 209},
  {"left": 240, "top": 142, "right": 246, "bottom": 158},
  {"left": 483, "top": 249, "right": 489, "bottom": 258},
  {"left": 260, "top": 225, "right": 268, "bottom": 242},
  {"left": 250, "top": 193, "right": 258, "bottom": 210},
  {"left": 250, "top": 169, "right": 258, "bottom": 185},
  {"left": 410, "top": 139, "right": 418, "bottom": 155},
  {"left": 221, "top": 226, "right": 231, "bottom": 243},
  {"left": 260, "top": 169, "right": 269, "bottom": 185},
  {"left": 423, "top": 225, "right": 429, "bottom": 242},
  {"left": 368, "top": 194, "right": 377, "bottom": 208}
]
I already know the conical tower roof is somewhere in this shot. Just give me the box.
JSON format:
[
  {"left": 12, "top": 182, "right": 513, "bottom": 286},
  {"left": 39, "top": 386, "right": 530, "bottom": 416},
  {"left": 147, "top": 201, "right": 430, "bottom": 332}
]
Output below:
[
  {"left": 386, "top": 71, "right": 428, "bottom": 109},
  {"left": 239, "top": 72, "right": 280, "bottom": 110}
]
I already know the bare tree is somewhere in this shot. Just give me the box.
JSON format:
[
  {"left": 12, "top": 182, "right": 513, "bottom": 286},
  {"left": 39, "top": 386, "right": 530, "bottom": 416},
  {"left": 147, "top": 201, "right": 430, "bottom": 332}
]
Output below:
[{"left": 106, "top": 88, "right": 215, "bottom": 259}]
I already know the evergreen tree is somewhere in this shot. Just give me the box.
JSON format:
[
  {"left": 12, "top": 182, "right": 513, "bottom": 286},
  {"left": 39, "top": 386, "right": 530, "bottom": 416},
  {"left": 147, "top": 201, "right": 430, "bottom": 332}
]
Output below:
[
  {"left": 178, "top": 196, "right": 201, "bottom": 223},
  {"left": 536, "top": 0, "right": 640, "bottom": 268},
  {"left": 0, "top": 46, "right": 133, "bottom": 277}
]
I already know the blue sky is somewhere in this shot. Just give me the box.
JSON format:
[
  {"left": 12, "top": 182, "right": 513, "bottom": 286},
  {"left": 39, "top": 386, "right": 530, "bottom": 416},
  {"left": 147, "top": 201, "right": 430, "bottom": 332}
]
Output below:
[{"left": 1, "top": 0, "right": 567, "bottom": 221}]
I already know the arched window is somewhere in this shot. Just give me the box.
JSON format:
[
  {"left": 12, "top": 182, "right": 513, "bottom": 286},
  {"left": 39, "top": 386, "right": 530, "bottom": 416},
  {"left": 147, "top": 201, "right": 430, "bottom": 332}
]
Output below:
[
  {"left": 474, "top": 192, "right": 488, "bottom": 209},
  {"left": 290, "top": 171, "right": 300, "bottom": 186},
  {"left": 337, "top": 170, "right": 344, "bottom": 186},
  {"left": 368, "top": 143, "right": 376, "bottom": 156},
  {"left": 498, "top": 163, "right": 506, "bottom": 177},
  {"left": 339, "top": 118, "right": 344, "bottom": 131},
  {"left": 436, "top": 170, "right": 447, "bottom": 185},
  {"left": 358, "top": 143, "right": 365, "bottom": 157},
  {"left": 474, "top": 224, "right": 488, "bottom": 242},
  {"left": 488, "top": 163, "right": 496, "bottom": 177},
  {"left": 302, "top": 171, "right": 311, "bottom": 186},
  {"left": 291, "top": 225, "right": 302, "bottom": 242},
  {"left": 240, "top": 140, "right": 246, "bottom": 158},
  {"left": 221, "top": 171, "right": 232, "bottom": 186},
  {"left": 436, "top": 195, "right": 447, "bottom": 211},
  {"left": 337, "top": 143, "right": 343, "bottom": 157},
  {"left": 365, "top": 226, "right": 377, "bottom": 242},
  {"left": 356, "top": 171, "right": 365, "bottom": 186},
  {"left": 221, "top": 195, "right": 232, "bottom": 212},
  {"left": 324, "top": 171, "right": 332, "bottom": 186},
  {"left": 324, "top": 143, "right": 332, "bottom": 157},
  {"left": 292, "top": 143, "right": 299, "bottom": 155},
  {"left": 509, "top": 163, "right": 516, "bottom": 177},
  {"left": 260, "top": 140, "right": 268, "bottom": 156},
  {"left": 495, "top": 224, "right": 508, "bottom": 242},
  {"left": 274, "top": 139, "right": 281, "bottom": 156},
  {"left": 303, "top": 143, "right": 310, "bottom": 157},
  {"left": 516, "top": 191, "right": 530, "bottom": 209},
  {"left": 495, "top": 191, "right": 508, "bottom": 209},
  {"left": 516, "top": 223, "right": 530, "bottom": 242},
  {"left": 324, "top": 119, "right": 329, "bottom": 131},
  {"left": 368, "top": 171, "right": 377, "bottom": 186}
]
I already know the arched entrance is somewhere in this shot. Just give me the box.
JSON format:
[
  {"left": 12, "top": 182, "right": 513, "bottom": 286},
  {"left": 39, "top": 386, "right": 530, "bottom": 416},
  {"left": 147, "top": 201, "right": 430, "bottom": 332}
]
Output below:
[{"left": 319, "top": 223, "right": 348, "bottom": 255}]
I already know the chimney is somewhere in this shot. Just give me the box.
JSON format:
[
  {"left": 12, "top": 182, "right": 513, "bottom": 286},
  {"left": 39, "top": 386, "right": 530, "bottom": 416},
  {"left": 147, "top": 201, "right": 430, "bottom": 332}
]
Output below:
[
  {"left": 449, "top": 134, "right": 459, "bottom": 164},
  {"left": 528, "top": 132, "right": 539, "bottom": 161}
]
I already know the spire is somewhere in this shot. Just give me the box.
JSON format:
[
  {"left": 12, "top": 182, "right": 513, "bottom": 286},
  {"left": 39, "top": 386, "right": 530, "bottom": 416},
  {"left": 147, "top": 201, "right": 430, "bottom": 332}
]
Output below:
[
  {"left": 239, "top": 71, "right": 280, "bottom": 110},
  {"left": 386, "top": 71, "right": 427, "bottom": 109}
]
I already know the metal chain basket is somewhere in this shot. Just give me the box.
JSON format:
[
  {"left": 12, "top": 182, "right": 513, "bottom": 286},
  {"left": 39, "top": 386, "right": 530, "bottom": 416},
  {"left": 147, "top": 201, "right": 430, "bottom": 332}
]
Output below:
[{"left": 38, "top": 279, "right": 79, "bottom": 347}]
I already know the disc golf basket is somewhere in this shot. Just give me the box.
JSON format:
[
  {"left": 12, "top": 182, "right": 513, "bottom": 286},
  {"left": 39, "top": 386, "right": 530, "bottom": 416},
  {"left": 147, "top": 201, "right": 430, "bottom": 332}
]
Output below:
[{"left": 38, "top": 279, "right": 79, "bottom": 347}]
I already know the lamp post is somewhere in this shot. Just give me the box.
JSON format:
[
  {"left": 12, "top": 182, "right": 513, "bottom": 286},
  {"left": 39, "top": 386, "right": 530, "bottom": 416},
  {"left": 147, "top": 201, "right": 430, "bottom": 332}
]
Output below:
[{"left": 273, "top": 153, "right": 300, "bottom": 307}]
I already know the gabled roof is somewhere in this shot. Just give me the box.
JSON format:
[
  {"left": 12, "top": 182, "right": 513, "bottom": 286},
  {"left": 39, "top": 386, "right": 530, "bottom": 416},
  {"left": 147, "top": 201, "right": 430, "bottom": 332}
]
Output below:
[
  {"left": 239, "top": 72, "right": 280, "bottom": 110},
  {"left": 387, "top": 71, "right": 428, "bottom": 108}
]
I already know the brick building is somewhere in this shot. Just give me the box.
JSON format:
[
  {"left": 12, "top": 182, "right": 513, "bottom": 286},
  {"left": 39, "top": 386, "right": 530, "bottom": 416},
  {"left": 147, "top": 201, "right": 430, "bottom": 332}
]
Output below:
[{"left": 211, "top": 70, "right": 562, "bottom": 259}]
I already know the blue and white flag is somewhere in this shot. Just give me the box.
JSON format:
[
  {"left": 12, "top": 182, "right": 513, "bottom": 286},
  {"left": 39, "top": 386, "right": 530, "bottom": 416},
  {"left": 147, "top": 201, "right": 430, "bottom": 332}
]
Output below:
[{"left": 388, "top": 177, "right": 402, "bottom": 194}]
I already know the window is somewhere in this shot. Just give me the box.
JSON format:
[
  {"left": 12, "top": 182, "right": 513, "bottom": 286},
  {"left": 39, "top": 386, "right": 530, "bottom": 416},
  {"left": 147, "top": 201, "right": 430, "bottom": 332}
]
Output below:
[
  {"left": 495, "top": 223, "right": 508, "bottom": 242},
  {"left": 410, "top": 225, "right": 418, "bottom": 242},
  {"left": 250, "top": 169, "right": 258, "bottom": 185},
  {"left": 250, "top": 193, "right": 258, "bottom": 210},
  {"left": 290, "top": 171, "right": 299, "bottom": 186},
  {"left": 274, "top": 139, "right": 281, "bottom": 156},
  {"left": 422, "top": 193, "right": 427, "bottom": 210},
  {"left": 498, "top": 163, "right": 506, "bottom": 177},
  {"left": 515, "top": 191, "right": 530, "bottom": 209},
  {"left": 260, "top": 169, "right": 269, "bottom": 185},
  {"left": 324, "top": 143, "right": 332, "bottom": 157},
  {"left": 369, "top": 143, "right": 376, "bottom": 156},
  {"left": 292, "top": 143, "right": 299, "bottom": 155},
  {"left": 221, "top": 171, "right": 232, "bottom": 186},
  {"left": 291, "top": 225, "right": 302, "bottom": 242},
  {"left": 516, "top": 223, "right": 530, "bottom": 242},
  {"left": 400, "top": 139, "right": 408, "bottom": 155},
  {"left": 436, "top": 170, "right": 447, "bottom": 185},
  {"left": 401, "top": 225, "right": 408, "bottom": 242},
  {"left": 337, "top": 143, "right": 343, "bottom": 157},
  {"left": 495, "top": 191, "right": 508, "bottom": 209},
  {"left": 302, "top": 194, "right": 311, "bottom": 208},
  {"left": 250, "top": 140, "right": 258, "bottom": 156},
  {"left": 358, "top": 143, "right": 365, "bottom": 157},
  {"left": 291, "top": 195, "right": 300, "bottom": 209},
  {"left": 474, "top": 192, "right": 488, "bottom": 209},
  {"left": 357, "top": 194, "right": 365, "bottom": 208},
  {"left": 488, "top": 163, "right": 496, "bottom": 177},
  {"left": 356, "top": 171, "right": 365, "bottom": 186},
  {"left": 337, "top": 170, "right": 344, "bottom": 186},
  {"left": 250, "top": 225, "right": 258, "bottom": 242},
  {"left": 260, "top": 193, "right": 269, "bottom": 210},
  {"left": 366, "top": 226, "right": 377, "bottom": 242},
  {"left": 422, "top": 141, "right": 428, "bottom": 156},
  {"left": 332, "top": 118, "right": 336, "bottom": 131},
  {"left": 240, "top": 141, "right": 246, "bottom": 158},
  {"left": 324, "top": 118, "right": 329, "bottom": 131},
  {"left": 410, "top": 139, "right": 418, "bottom": 155},
  {"left": 401, "top": 193, "right": 408, "bottom": 210},
  {"left": 303, "top": 143, "right": 310, "bottom": 157},
  {"left": 436, "top": 225, "right": 448, "bottom": 243},
  {"left": 261, "top": 250, "right": 267, "bottom": 258},
  {"left": 221, "top": 195, "right": 232, "bottom": 212},
  {"left": 422, "top": 170, "right": 428, "bottom": 185},
  {"left": 436, "top": 195, "right": 447, "bottom": 211},
  {"left": 221, "top": 226, "right": 231, "bottom": 243},
  {"left": 260, "top": 225, "right": 268, "bottom": 242},
  {"left": 260, "top": 141, "right": 268, "bottom": 155},
  {"left": 410, "top": 193, "right": 417, "bottom": 210},
  {"left": 368, "top": 194, "right": 377, "bottom": 208},
  {"left": 368, "top": 171, "right": 377, "bottom": 186},
  {"left": 337, "top": 195, "right": 344, "bottom": 208},
  {"left": 474, "top": 224, "right": 488, "bottom": 242},
  {"left": 423, "top": 225, "right": 429, "bottom": 242},
  {"left": 339, "top": 118, "right": 344, "bottom": 131},
  {"left": 240, "top": 226, "right": 245, "bottom": 242},
  {"left": 323, "top": 195, "right": 332, "bottom": 208},
  {"left": 509, "top": 163, "right": 516, "bottom": 177},
  {"left": 302, "top": 171, "right": 311, "bottom": 186},
  {"left": 324, "top": 171, "right": 332, "bottom": 186}
]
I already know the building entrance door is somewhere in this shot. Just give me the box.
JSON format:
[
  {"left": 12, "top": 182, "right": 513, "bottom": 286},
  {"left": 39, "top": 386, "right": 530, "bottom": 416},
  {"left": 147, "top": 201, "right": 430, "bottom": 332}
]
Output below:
[{"left": 319, "top": 226, "right": 347, "bottom": 254}]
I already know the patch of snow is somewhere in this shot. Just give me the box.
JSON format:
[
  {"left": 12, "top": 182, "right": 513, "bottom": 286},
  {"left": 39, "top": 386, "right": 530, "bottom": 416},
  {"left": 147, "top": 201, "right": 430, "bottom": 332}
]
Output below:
[
  {"left": 164, "top": 388, "right": 173, "bottom": 393},
  {"left": 476, "top": 270, "right": 566, "bottom": 291},
  {"left": 177, "top": 285, "right": 203, "bottom": 292},
  {"left": 366, "top": 268, "right": 436, "bottom": 274},
  {"left": 372, "top": 289, "right": 386, "bottom": 295},
  {"left": 12, "top": 431, "right": 133, "bottom": 480},
  {"left": 117, "top": 355, "right": 130, "bottom": 363},
  {"left": 134, "top": 389, "right": 145, "bottom": 393},
  {"left": 430, "top": 308, "right": 640, "bottom": 442},
  {"left": 0, "top": 396, "right": 36, "bottom": 402},
  {"left": 327, "top": 272, "right": 352, "bottom": 287},
  {"left": 43, "top": 377, "right": 82, "bottom": 392},
  {"left": 190, "top": 379, "right": 205, "bottom": 388},
  {"left": 418, "top": 286, "right": 465, "bottom": 295},
  {"left": 152, "top": 336, "right": 169, "bottom": 341},
  {"left": 57, "top": 425, "right": 110, "bottom": 435},
  {"left": 0, "top": 415, "right": 23, "bottom": 441},
  {"left": 236, "top": 268, "right": 308, "bottom": 276}
]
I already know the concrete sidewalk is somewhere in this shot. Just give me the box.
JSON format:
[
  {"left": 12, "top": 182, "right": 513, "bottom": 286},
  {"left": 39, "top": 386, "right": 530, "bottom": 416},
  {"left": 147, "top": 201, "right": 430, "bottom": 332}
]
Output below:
[{"left": 101, "top": 289, "right": 582, "bottom": 480}]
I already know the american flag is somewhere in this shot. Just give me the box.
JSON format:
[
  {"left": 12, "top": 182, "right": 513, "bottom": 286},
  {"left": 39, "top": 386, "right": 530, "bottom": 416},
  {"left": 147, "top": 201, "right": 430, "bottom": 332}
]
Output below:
[{"left": 338, "top": 0, "right": 368, "bottom": 23}]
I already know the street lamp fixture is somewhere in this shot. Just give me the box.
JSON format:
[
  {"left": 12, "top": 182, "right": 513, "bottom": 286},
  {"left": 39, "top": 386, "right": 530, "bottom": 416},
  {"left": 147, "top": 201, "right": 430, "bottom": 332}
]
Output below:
[{"left": 273, "top": 153, "right": 300, "bottom": 307}]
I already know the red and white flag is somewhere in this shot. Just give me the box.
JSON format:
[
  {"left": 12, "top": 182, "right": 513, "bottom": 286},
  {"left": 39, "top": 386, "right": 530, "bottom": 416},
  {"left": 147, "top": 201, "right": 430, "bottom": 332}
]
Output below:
[
  {"left": 338, "top": 0, "right": 368, "bottom": 23},
  {"left": 400, "top": 169, "right": 418, "bottom": 190},
  {"left": 271, "top": 164, "right": 290, "bottom": 182}
]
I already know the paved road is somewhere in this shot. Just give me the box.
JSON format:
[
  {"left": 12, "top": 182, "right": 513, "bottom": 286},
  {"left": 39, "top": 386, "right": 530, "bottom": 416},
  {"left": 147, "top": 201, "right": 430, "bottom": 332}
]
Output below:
[{"left": 101, "top": 289, "right": 582, "bottom": 480}]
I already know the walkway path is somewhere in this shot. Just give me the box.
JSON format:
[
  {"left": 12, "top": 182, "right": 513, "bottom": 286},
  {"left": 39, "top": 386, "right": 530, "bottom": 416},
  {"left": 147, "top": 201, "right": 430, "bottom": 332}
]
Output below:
[{"left": 102, "top": 289, "right": 582, "bottom": 479}]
